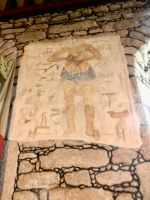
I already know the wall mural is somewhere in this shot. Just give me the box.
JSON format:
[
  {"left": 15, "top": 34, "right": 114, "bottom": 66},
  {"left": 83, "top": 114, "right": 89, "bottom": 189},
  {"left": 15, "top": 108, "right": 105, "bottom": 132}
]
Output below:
[{"left": 10, "top": 35, "right": 142, "bottom": 148}]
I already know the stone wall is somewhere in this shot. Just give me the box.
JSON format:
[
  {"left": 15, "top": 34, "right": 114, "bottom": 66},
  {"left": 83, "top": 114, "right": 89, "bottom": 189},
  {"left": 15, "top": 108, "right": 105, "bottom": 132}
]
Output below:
[{"left": 0, "top": 0, "right": 150, "bottom": 199}]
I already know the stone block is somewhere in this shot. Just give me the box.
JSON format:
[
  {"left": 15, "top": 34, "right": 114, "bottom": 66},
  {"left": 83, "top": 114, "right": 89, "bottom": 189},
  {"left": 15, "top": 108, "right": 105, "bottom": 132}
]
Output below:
[
  {"left": 112, "top": 148, "right": 138, "bottom": 164},
  {"left": 82, "top": 8, "right": 92, "bottom": 16},
  {"left": 109, "top": 4, "right": 121, "bottom": 11},
  {"left": 122, "top": 2, "right": 145, "bottom": 9},
  {"left": 1, "top": 23, "right": 13, "bottom": 29},
  {"left": 123, "top": 47, "right": 138, "bottom": 55},
  {"left": 136, "top": 163, "right": 150, "bottom": 200},
  {"left": 39, "top": 189, "right": 47, "bottom": 200},
  {"left": 95, "top": 14, "right": 121, "bottom": 22},
  {"left": 89, "top": 28, "right": 103, "bottom": 34},
  {"left": 93, "top": 6, "right": 108, "bottom": 13},
  {"left": 40, "top": 149, "right": 109, "bottom": 169},
  {"left": 135, "top": 26, "right": 150, "bottom": 37},
  {"left": 35, "top": 17, "right": 50, "bottom": 24},
  {"left": 70, "top": 11, "right": 81, "bottom": 19},
  {"left": 102, "top": 19, "right": 140, "bottom": 32},
  {"left": 48, "top": 188, "right": 113, "bottom": 199},
  {"left": 16, "top": 31, "right": 46, "bottom": 43},
  {"left": 28, "top": 24, "right": 48, "bottom": 30},
  {"left": 4, "top": 34, "right": 15, "bottom": 39},
  {"left": 48, "top": 20, "right": 97, "bottom": 34},
  {"left": 51, "top": 14, "right": 69, "bottom": 22},
  {"left": 96, "top": 170, "right": 132, "bottom": 186},
  {"left": 17, "top": 172, "right": 59, "bottom": 189},
  {"left": 1, "top": 28, "right": 25, "bottom": 35},
  {"left": 14, "top": 18, "right": 27, "bottom": 23},
  {"left": 64, "top": 170, "right": 91, "bottom": 186},
  {"left": 18, "top": 160, "right": 35, "bottom": 174},
  {"left": 13, "top": 191, "right": 38, "bottom": 200},
  {"left": 129, "top": 31, "right": 149, "bottom": 43},
  {"left": 140, "top": 126, "right": 150, "bottom": 161},
  {"left": 121, "top": 37, "right": 145, "bottom": 48}
]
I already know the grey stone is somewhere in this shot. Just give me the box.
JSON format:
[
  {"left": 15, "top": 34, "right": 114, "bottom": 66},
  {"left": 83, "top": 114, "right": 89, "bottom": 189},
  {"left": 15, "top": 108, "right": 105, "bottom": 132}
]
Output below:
[
  {"left": 70, "top": 11, "right": 81, "bottom": 19},
  {"left": 1, "top": 23, "right": 13, "bottom": 29},
  {"left": 13, "top": 191, "right": 38, "bottom": 200},
  {"left": 109, "top": 5, "right": 121, "bottom": 11},
  {"left": 129, "top": 31, "right": 149, "bottom": 43},
  {"left": 35, "top": 17, "right": 50, "bottom": 24},
  {"left": 96, "top": 170, "right": 132, "bottom": 186},
  {"left": 93, "top": 6, "right": 109, "bottom": 13},
  {"left": 140, "top": 126, "right": 150, "bottom": 160},
  {"left": 48, "top": 188, "right": 113, "bottom": 199},
  {"left": 123, "top": 47, "right": 138, "bottom": 55},
  {"left": 112, "top": 148, "right": 137, "bottom": 164},
  {"left": 95, "top": 14, "right": 121, "bottom": 22},
  {"left": 28, "top": 24, "right": 48, "bottom": 30},
  {"left": 142, "top": 18, "right": 150, "bottom": 28},
  {"left": 51, "top": 14, "right": 69, "bottom": 22},
  {"left": 0, "top": 40, "right": 15, "bottom": 54},
  {"left": 82, "top": 8, "right": 92, "bottom": 16},
  {"left": 1, "top": 47, "right": 17, "bottom": 58},
  {"left": 1, "top": 28, "right": 25, "bottom": 35},
  {"left": 136, "top": 163, "right": 150, "bottom": 200},
  {"left": 40, "top": 149, "right": 109, "bottom": 169},
  {"left": 121, "top": 37, "right": 145, "bottom": 48},
  {"left": 122, "top": 2, "right": 145, "bottom": 9},
  {"left": 73, "top": 31, "right": 87, "bottom": 36},
  {"left": 102, "top": 19, "right": 140, "bottom": 32},
  {"left": 135, "top": 26, "right": 150, "bottom": 37},
  {"left": 18, "top": 160, "right": 35, "bottom": 174},
  {"left": 16, "top": 31, "right": 46, "bottom": 43},
  {"left": 19, "top": 152, "right": 37, "bottom": 159},
  {"left": 89, "top": 28, "right": 103, "bottom": 34},
  {"left": 48, "top": 20, "right": 98, "bottom": 34},
  {"left": 64, "top": 170, "right": 91, "bottom": 186},
  {"left": 17, "top": 172, "right": 59, "bottom": 189},
  {"left": 116, "top": 30, "right": 128, "bottom": 37}
]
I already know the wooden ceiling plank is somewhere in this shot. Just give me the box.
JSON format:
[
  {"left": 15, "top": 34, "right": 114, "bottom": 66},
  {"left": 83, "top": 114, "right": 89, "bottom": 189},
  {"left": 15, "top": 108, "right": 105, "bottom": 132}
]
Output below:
[
  {"left": 0, "top": 0, "right": 8, "bottom": 10},
  {"left": 16, "top": 0, "right": 25, "bottom": 7},
  {"left": 34, "top": 0, "right": 44, "bottom": 4}
]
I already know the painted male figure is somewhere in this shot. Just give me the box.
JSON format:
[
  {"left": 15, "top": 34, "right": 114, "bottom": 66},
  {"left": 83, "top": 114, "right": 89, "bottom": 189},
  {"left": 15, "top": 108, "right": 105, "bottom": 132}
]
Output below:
[{"left": 48, "top": 43, "right": 101, "bottom": 140}]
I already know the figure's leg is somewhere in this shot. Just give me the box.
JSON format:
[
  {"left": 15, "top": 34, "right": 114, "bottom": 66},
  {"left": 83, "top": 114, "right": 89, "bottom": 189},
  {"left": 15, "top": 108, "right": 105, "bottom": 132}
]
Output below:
[
  {"left": 61, "top": 78, "right": 76, "bottom": 135},
  {"left": 79, "top": 80, "right": 100, "bottom": 140}
]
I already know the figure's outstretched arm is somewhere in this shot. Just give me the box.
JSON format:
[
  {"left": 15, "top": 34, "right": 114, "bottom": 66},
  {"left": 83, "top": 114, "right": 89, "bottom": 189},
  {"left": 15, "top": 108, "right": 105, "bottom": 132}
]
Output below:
[
  {"left": 85, "top": 43, "right": 102, "bottom": 61},
  {"left": 47, "top": 46, "right": 69, "bottom": 62}
]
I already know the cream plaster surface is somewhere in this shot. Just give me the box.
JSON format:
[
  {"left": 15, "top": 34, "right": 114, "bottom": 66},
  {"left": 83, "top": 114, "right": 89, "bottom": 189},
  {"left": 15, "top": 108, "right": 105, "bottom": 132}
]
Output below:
[{"left": 9, "top": 35, "right": 142, "bottom": 148}]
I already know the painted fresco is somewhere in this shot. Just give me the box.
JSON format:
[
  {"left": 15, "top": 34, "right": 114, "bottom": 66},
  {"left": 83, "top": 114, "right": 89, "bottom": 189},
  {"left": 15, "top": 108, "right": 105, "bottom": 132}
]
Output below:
[{"left": 9, "top": 35, "right": 142, "bottom": 148}]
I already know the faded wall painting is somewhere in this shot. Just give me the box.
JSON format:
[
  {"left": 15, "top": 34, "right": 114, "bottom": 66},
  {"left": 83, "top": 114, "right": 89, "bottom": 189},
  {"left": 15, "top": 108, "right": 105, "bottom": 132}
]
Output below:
[{"left": 10, "top": 36, "right": 142, "bottom": 148}]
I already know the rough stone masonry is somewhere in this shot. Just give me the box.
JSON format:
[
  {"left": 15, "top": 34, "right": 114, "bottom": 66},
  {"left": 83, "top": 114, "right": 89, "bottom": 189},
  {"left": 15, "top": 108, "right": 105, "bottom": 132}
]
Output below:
[{"left": 0, "top": 0, "right": 150, "bottom": 199}]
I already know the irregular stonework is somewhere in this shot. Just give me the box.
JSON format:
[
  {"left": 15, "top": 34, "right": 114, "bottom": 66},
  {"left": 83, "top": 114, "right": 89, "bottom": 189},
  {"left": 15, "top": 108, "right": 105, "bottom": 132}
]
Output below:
[
  {"left": 122, "top": 1, "right": 145, "bottom": 9},
  {"left": 64, "top": 170, "right": 91, "bottom": 186},
  {"left": 16, "top": 31, "right": 46, "bottom": 43},
  {"left": 17, "top": 172, "right": 59, "bottom": 189},
  {"left": 135, "top": 26, "right": 150, "bottom": 37},
  {"left": 96, "top": 170, "right": 132, "bottom": 186},
  {"left": 112, "top": 148, "right": 138, "bottom": 164},
  {"left": 13, "top": 191, "right": 38, "bottom": 200},
  {"left": 121, "top": 37, "right": 145, "bottom": 48},
  {"left": 19, "top": 152, "right": 37, "bottom": 159},
  {"left": 40, "top": 149, "right": 109, "bottom": 169},
  {"left": 93, "top": 6, "right": 109, "bottom": 13},
  {"left": 28, "top": 24, "right": 49, "bottom": 30},
  {"left": 48, "top": 188, "right": 113, "bottom": 200},
  {"left": 51, "top": 14, "right": 69, "bottom": 22},
  {"left": 0, "top": 40, "right": 15, "bottom": 54},
  {"left": 136, "top": 163, "right": 150, "bottom": 200}
]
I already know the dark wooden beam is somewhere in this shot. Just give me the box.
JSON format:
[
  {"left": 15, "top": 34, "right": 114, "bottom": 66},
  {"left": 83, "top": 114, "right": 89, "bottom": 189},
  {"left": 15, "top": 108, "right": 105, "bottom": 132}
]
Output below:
[{"left": 0, "top": 0, "right": 142, "bottom": 21}]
